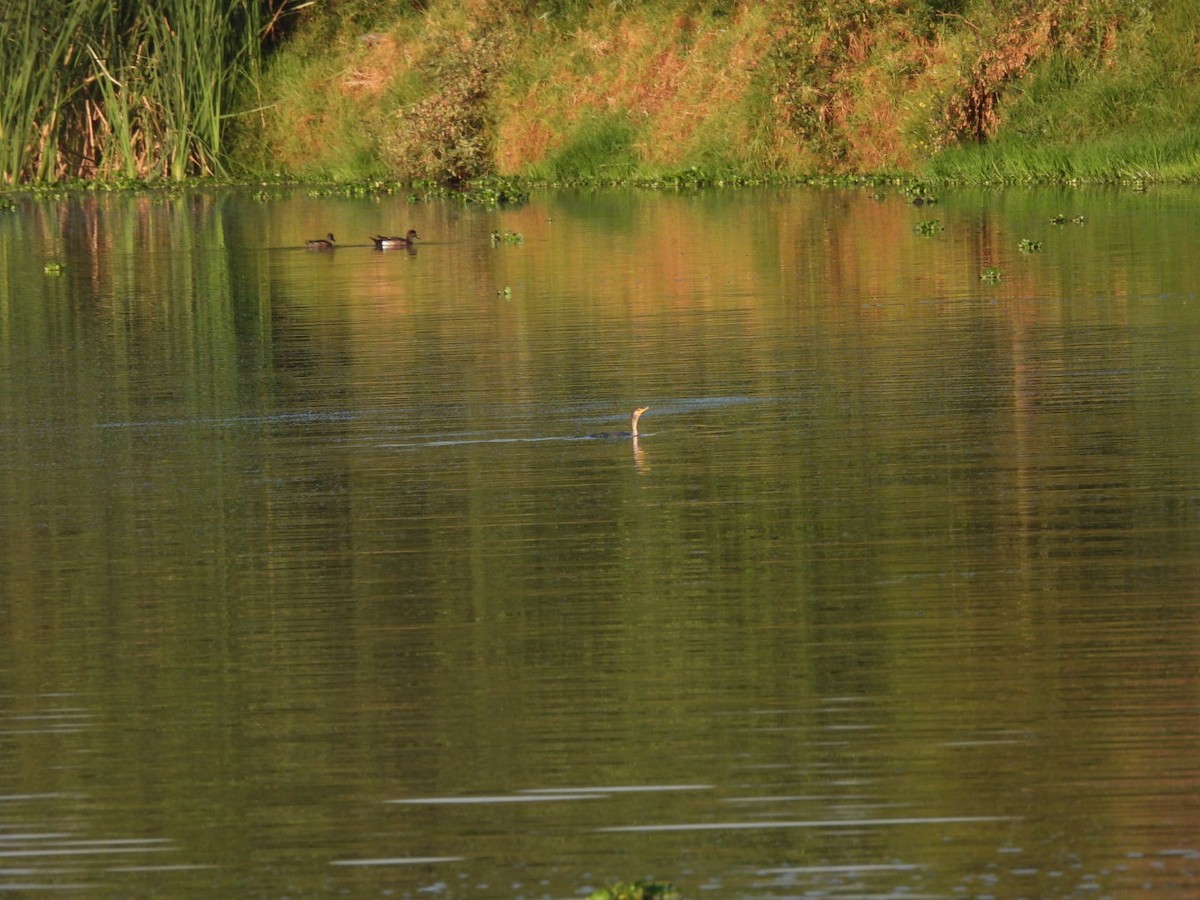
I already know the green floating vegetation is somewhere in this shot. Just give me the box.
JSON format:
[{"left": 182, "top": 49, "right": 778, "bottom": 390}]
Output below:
[
  {"left": 407, "top": 175, "right": 531, "bottom": 206},
  {"left": 305, "top": 181, "right": 409, "bottom": 199},
  {"left": 43, "top": 261, "right": 65, "bottom": 275},
  {"left": 251, "top": 174, "right": 533, "bottom": 206},
  {"left": 902, "top": 182, "right": 937, "bottom": 206},
  {"left": 980, "top": 267, "right": 1003, "bottom": 283},
  {"left": 914, "top": 219, "right": 944, "bottom": 236},
  {"left": 490, "top": 230, "right": 523, "bottom": 245},
  {"left": 588, "top": 880, "right": 680, "bottom": 900},
  {"left": 1017, "top": 238, "right": 1043, "bottom": 253}
]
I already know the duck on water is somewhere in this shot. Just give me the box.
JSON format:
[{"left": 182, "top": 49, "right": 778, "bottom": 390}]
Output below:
[
  {"left": 371, "top": 229, "right": 419, "bottom": 249},
  {"left": 590, "top": 407, "right": 650, "bottom": 439},
  {"left": 306, "top": 233, "right": 335, "bottom": 250}
]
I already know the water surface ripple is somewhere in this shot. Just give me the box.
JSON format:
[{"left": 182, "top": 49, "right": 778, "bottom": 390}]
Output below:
[{"left": 0, "top": 185, "right": 1197, "bottom": 897}]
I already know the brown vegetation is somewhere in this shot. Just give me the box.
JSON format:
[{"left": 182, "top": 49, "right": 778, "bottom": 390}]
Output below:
[
  {"left": 941, "top": 2, "right": 1122, "bottom": 144},
  {"left": 248, "top": 0, "right": 1199, "bottom": 183}
]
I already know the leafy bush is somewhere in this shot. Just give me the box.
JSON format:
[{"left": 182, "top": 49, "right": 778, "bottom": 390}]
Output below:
[{"left": 381, "top": 33, "right": 506, "bottom": 182}]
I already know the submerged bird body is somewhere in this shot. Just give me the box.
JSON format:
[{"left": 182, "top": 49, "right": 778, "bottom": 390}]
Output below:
[
  {"left": 370, "top": 229, "right": 420, "bottom": 249},
  {"left": 590, "top": 406, "right": 650, "bottom": 439},
  {"left": 306, "top": 233, "right": 336, "bottom": 250}
]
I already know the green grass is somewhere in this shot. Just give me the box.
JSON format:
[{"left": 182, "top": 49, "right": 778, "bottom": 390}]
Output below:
[
  {"left": 923, "top": 1, "right": 1200, "bottom": 184},
  {"left": 7, "top": 0, "right": 1200, "bottom": 187},
  {"left": 526, "top": 112, "right": 641, "bottom": 181},
  {"left": 923, "top": 129, "right": 1200, "bottom": 184},
  {"left": 0, "top": 0, "right": 274, "bottom": 183}
]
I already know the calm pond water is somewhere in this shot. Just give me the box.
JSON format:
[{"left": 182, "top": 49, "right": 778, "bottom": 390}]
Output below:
[{"left": 1, "top": 184, "right": 1198, "bottom": 898}]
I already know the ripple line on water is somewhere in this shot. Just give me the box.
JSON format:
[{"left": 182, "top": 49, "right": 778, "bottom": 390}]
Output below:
[
  {"left": 389, "top": 793, "right": 607, "bottom": 805},
  {"left": 598, "top": 815, "right": 1020, "bottom": 833},
  {"left": 94, "top": 410, "right": 360, "bottom": 430},
  {"left": 757, "top": 863, "right": 924, "bottom": 874},
  {"left": 330, "top": 856, "right": 465, "bottom": 866},
  {"left": 519, "top": 784, "right": 713, "bottom": 795}
]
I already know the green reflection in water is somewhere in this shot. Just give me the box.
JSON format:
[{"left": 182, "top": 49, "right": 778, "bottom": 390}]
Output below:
[{"left": 1, "top": 186, "right": 1198, "bottom": 898}]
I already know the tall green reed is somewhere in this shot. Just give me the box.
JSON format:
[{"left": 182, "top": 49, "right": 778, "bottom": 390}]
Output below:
[{"left": 1, "top": 0, "right": 277, "bottom": 183}]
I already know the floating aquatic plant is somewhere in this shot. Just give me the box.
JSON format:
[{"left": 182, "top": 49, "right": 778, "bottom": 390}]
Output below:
[
  {"left": 490, "top": 230, "right": 523, "bottom": 245},
  {"left": 43, "top": 261, "right": 64, "bottom": 274},
  {"left": 902, "top": 182, "right": 937, "bottom": 206},
  {"left": 588, "top": 880, "right": 679, "bottom": 900},
  {"left": 980, "top": 267, "right": 1002, "bottom": 282},
  {"left": 306, "top": 182, "right": 392, "bottom": 199},
  {"left": 1017, "top": 238, "right": 1043, "bottom": 252},
  {"left": 914, "top": 219, "right": 944, "bottom": 236},
  {"left": 1049, "top": 214, "right": 1087, "bottom": 225},
  {"left": 402, "top": 175, "right": 530, "bottom": 206}
]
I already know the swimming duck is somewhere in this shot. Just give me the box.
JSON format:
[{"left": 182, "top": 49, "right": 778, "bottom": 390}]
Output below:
[
  {"left": 306, "top": 233, "right": 335, "bottom": 250},
  {"left": 370, "top": 229, "right": 420, "bottom": 249}
]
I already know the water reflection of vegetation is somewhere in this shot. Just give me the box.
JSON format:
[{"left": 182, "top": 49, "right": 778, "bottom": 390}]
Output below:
[{"left": 3, "top": 187, "right": 1200, "bottom": 897}]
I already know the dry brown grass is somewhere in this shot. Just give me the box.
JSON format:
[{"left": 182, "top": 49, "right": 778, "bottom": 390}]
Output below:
[
  {"left": 495, "top": 4, "right": 776, "bottom": 174},
  {"left": 250, "top": 0, "right": 1171, "bottom": 182},
  {"left": 941, "top": 0, "right": 1123, "bottom": 144},
  {"left": 343, "top": 34, "right": 407, "bottom": 97}
]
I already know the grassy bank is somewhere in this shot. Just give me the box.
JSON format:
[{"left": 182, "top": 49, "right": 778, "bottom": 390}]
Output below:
[
  {"left": 235, "top": 0, "right": 1200, "bottom": 187},
  {"left": 4, "top": 1, "right": 1198, "bottom": 186}
]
